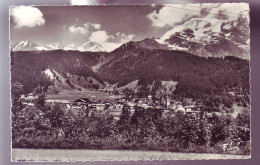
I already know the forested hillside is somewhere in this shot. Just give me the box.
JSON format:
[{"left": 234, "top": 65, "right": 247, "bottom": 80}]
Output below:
[
  {"left": 98, "top": 47, "right": 249, "bottom": 100},
  {"left": 11, "top": 50, "right": 106, "bottom": 94}
]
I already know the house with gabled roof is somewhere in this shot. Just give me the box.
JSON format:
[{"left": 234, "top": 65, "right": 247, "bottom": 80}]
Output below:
[
  {"left": 126, "top": 102, "right": 136, "bottom": 111},
  {"left": 104, "top": 101, "right": 114, "bottom": 110},
  {"left": 89, "top": 101, "right": 105, "bottom": 111},
  {"left": 74, "top": 98, "right": 91, "bottom": 105}
]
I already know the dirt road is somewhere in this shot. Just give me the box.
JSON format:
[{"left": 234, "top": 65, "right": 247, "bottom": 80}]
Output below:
[{"left": 12, "top": 149, "right": 250, "bottom": 161}]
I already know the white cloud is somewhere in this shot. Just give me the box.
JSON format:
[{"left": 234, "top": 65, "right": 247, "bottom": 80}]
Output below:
[
  {"left": 147, "top": 3, "right": 249, "bottom": 28},
  {"left": 83, "top": 23, "right": 101, "bottom": 30},
  {"left": 210, "top": 3, "right": 249, "bottom": 19},
  {"left": 68, "top": 23, "right": 101, "bottom": 35},
  {"left": 193, "top": 3, "right": 249, "bottom": 20},
  {"left": 147, "top": 4, "right": 199, "bottom": 28},
  {"left": 215, "top": 3, "right": 248, "bottom": 14},
  {"left": 89, "top": 30, "right": 134, "bottom": 44},
  {"left": 116, "top": 32, "right": 135, "bottom": 43},
  {"left": 102, "top": 42, "right": 121, "bottom": 52},
  {"left": 10, "top": 6, "right": 45, "bottom": 28},
  {"left": 69, "top": 25, "right": 89, "bottom": 34},
  {"left": 89, "top": 30, "right": 110, "bottom": 43},
  {"left": 89, "top": 30, "right": 135, "bottom": 52},
  {"left": 68, "top": 21, "right": 133, "bottom": 51},
  {"left": 68, "top": 22, "right": 134, "bottom": 52},
  {"left": 92, "top": 23, "right": 101, "bottom": 30}
]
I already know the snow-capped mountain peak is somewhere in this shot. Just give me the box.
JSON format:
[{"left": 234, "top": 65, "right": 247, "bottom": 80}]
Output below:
[
  {"left": 12, "top": 40, "right": 38, "bottom": 51},
  {"left": 21, "top": 40, "right": 34, "bottom": 46},
  {"left": 158, "top": 14, "right": 249, "bottom": 59},
  {"left": 78, "top": 41, "right": 106, "bottom": 52},
  {"left": 160, "top": 17, "right": 227, "bottom": 44}
]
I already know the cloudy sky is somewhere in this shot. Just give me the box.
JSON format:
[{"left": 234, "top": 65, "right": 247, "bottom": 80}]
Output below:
[{"left": 10, "top": 3, "right": 249, "bottom": 50}]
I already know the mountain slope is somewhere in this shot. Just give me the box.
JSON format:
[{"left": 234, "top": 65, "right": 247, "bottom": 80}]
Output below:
[
  {"left": 11, "top": 50, "right": 104, "bottom": 94},
  {"left": 158, "top": 13, "right": 250, "bottom": 59},
  {"left": 88, "top": 38, "right": 165, "bottom": 73},
  {"left": 98, "top": 44, "right": 249, "bottom": 98},
  {"left": 99, "top": 38, "right": 169, "bottom": 69},
  {"left": 43, "top": 67, "right": 103, "bottom": 94}
]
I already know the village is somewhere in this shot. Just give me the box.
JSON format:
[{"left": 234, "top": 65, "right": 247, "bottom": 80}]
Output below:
[{"left": 20, "top": 92, "right": 216, "bottom": 120}]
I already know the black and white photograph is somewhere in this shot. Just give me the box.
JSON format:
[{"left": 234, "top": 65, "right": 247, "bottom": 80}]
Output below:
[{"left": 10, "top": 3, "right": 250, "bottom": 161}]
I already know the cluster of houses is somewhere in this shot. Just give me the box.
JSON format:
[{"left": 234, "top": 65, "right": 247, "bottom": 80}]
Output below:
[
  {"left": 45, "top": 95, "right": 203, "bottom": 115},
  {"left": 64, "top": 95, "right": 155, "bottom": 112},
  {"left": 20, "top": 93, "right": 210, "bottom": 119}
]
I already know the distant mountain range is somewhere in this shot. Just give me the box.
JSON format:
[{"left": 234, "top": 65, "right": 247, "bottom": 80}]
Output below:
[
  {"left": 12, "top": 40, "right": 109, "bottom": 52},
  {"left": 12, "top": 40, "right": 39, "bottom": 51},
  {"left": 11, "top": 13, "right": 249, "bottom": 60}
]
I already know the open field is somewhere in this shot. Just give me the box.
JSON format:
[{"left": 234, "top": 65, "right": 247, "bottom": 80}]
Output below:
[
  {"left": 12, "top": 149, "right": 250, "bottom": 161},
  {"left": 45, "top": 89, "right": 122, "bottom": 102}
]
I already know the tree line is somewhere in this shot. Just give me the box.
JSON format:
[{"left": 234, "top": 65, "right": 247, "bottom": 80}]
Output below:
[{"left": 11, "top": 91, "right": 250, "bottom": 155}]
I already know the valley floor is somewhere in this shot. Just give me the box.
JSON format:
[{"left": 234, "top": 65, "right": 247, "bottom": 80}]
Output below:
[
  {"left": 45, "top": 89, "right": 121, "bottom": 102},
  {"left": 12, "top": 148, "right": 250, "bottom": 161}
]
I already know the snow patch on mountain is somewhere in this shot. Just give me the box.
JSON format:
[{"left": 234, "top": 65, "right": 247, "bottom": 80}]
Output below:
[
  {"left": 78, "top": 41, "right": 106, "bottom": 52},
  {"left": 36, "top": 46, "right": 49, "bottom": 51},
  {"left": 45, "top": 43, "right": 64, "bottom": 50},
  {"left": 167, "top": 44, "right": 188, "bottom": 51},
  {"left": 44, "top": 68, "right": 55, "bottom": 80},
  {"left": 64, "top": 44, "right": 77, "bottom": 51},
  {"left": 160, "top": 17, "right": 230, "bottom": 45}
]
